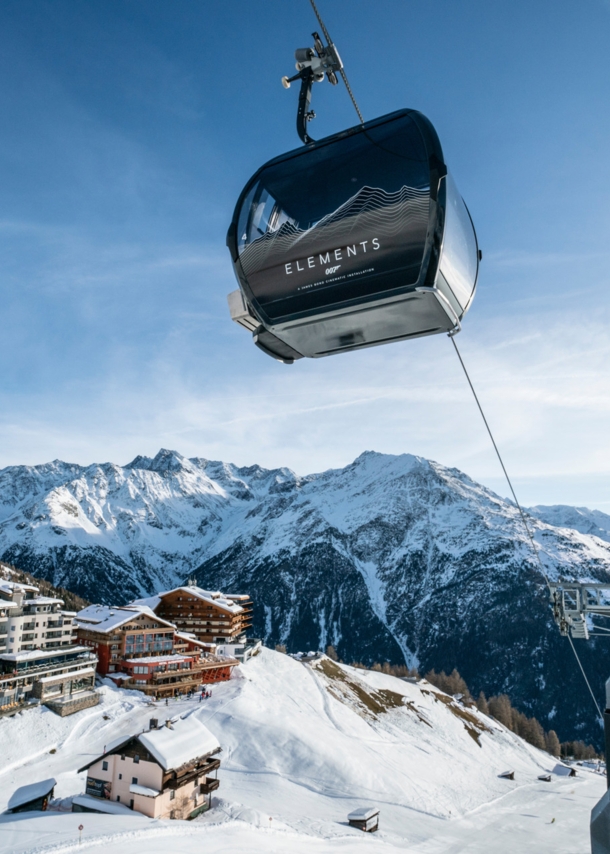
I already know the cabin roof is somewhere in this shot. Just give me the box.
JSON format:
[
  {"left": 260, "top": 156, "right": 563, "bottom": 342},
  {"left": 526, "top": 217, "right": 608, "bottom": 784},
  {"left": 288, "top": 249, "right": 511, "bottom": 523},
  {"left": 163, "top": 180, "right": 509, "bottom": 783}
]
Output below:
[
  {"left": 75, "top": 604, "right": 175, "bottom": 633},
  {"left": 8, "top": 778, "right": 56, "bottom": 810},
  {"left": 139, "top": 716, "right": 220, "bottom": 771},
  {"left": 78, "top": 717, "right": 220, "bottom": 774}
]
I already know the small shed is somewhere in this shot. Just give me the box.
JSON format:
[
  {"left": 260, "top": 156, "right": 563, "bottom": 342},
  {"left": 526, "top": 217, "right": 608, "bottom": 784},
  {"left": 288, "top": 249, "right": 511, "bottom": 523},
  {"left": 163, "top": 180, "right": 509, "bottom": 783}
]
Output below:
[
  {"left": 348, "top": 806, "right": 380, "bottom": 832},
  {"left": 7, "top": 778, "right": 56, "bottom": 813},
  {"left": 553, "top": 763, "right": 577, "bottom": 777}
]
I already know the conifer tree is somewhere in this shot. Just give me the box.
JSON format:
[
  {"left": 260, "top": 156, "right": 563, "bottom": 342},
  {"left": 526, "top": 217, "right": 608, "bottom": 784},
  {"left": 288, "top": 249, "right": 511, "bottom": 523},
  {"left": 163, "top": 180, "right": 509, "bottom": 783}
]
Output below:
[
  {"left": 545, "top": 730, "right": 561, "bottom": 756},
  {"left": 488, "top": 694, "right": 513, "bottom": 729},
  {"left": 477, "top": 691, "right": 489, "bottom": 715}
]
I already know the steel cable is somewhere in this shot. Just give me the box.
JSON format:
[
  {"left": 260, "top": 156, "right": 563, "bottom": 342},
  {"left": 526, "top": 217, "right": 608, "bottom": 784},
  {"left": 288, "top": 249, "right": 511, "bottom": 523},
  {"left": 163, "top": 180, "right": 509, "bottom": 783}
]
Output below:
[
  {"left": 450, "top": 336, "right": 603, "bottom": 724},
  {"left": 308, "top": 0, "right": 365, "bottom": 124}
]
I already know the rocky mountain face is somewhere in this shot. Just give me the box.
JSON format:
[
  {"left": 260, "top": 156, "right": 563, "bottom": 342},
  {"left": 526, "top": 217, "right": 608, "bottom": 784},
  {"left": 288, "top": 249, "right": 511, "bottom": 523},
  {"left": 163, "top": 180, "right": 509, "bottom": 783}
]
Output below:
[{"left": 1, "top": 448, "right": 610, "bottom": 745}]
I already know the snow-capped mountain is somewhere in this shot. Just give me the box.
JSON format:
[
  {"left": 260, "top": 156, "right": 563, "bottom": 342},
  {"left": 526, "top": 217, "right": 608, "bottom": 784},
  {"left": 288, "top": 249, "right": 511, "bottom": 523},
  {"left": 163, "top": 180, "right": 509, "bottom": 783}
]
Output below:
[
  {"left": 529, "top": 505, "right": 610, "bottom": 543},
  {"left": 1, "top": 447, "right": 610, "bottom": 744}
]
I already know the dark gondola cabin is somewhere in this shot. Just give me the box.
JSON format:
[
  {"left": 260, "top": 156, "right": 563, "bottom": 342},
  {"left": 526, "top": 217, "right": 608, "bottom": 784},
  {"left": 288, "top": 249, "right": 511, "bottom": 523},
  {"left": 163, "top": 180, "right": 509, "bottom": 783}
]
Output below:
[{"left": 227, "top": 109, "right": 479, "bottom": 363}]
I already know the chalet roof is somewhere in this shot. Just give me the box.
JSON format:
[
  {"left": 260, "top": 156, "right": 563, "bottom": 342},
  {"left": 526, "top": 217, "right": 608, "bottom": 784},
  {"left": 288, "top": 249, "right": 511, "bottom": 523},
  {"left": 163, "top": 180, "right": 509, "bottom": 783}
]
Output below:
[
  {"left": 8, "top": 778, "right": 56, "bottom": 810},
  {"left": 78, "top": 717, "right": 220, "bottom": 774},
  {"left": 75, "top": 604, "right": 175, "bottom": 634},
  {"left": 157, "top": 585, "right": 244, "bottom": 615},
  {"left": 139, "top": 716, "right": 220, "bottom": 771}
]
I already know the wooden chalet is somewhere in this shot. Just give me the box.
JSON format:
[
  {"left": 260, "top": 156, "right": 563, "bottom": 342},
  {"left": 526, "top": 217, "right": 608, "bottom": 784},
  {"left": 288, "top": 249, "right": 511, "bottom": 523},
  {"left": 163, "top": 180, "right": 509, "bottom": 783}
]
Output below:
[
  {"left": 77, "top": 717, "right": 221, "bottom": 820},
  {"left": 153, "top": 585, "right": 252, "bottom": 646}
]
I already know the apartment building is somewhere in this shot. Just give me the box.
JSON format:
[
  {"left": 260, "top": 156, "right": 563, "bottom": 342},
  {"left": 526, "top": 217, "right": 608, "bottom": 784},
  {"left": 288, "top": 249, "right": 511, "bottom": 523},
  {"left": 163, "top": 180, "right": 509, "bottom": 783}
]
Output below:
[
  {"left": 0, "top": 579, "right": 98, "bottom": 715},
  {"left": 0, "top": 580, "right": 77, "bottom": 654}
]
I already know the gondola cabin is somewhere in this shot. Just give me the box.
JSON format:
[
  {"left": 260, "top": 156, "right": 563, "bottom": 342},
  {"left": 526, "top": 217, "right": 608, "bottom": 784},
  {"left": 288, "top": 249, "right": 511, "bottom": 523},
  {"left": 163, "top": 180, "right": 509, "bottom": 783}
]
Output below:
[{"left": 227, "top": 109, "right": 479, "bottom": 363}]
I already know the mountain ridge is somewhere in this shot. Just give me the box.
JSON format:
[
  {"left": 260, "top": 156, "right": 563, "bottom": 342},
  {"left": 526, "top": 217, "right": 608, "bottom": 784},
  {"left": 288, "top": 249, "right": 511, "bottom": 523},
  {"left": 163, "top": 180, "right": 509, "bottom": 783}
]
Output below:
[{"left": 1, "top": 447, "right": 609, "bottom": 744}]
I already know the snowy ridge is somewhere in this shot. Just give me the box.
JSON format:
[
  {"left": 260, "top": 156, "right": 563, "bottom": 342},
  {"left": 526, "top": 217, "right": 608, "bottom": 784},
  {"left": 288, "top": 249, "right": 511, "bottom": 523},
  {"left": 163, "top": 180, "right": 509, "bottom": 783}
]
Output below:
[{"left": 1, "top": 448, "right": 610, "bottom": 744}]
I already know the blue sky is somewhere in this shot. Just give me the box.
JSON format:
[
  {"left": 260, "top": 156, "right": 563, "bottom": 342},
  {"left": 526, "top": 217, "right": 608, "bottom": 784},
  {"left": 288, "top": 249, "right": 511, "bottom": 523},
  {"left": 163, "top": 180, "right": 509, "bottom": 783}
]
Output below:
[{"left": 1, "top": 0, "right": 609, "bottom": 508}]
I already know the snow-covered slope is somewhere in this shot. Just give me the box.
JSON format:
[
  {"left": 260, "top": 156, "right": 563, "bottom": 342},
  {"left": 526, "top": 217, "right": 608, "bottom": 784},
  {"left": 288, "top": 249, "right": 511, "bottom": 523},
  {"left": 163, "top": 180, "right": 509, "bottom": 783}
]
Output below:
[
  {"left": 529, "top": 504, "right": 610, "bottom": 543},
  {"left": 2, "top": 448, "right": 610, "bottom": 744},
  {"left": 0, "top": 650, "right": 602, "bottom": 854}
]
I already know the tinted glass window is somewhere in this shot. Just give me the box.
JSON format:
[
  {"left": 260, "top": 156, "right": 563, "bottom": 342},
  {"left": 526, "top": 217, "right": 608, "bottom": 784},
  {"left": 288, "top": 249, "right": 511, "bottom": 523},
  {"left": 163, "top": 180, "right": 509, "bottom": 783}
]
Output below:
[
  {"left": 438, "top": 172, "right": 478, "bottom": 311},
  {"left": 237, "top": 113, "right": 431, "bottom": 321}
]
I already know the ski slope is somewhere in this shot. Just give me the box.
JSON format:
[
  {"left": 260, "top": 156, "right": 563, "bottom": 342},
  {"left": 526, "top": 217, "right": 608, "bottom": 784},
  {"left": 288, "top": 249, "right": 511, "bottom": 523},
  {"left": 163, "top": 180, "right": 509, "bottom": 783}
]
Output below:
[{"left": 0, "top": 649, "right": 603, "bottom": 853}]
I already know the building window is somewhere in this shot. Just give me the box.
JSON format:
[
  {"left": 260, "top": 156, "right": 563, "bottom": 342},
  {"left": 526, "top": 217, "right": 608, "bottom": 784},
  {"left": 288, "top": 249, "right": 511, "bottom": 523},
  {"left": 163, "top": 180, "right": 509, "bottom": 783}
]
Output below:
[
  {"left": 116, "top": 796, "right": 121, "bottom": 802},
  {"left": 170, "top": 810, "right": 175, "bottom": 819},
  {"left": 130, "top": 799, "right": 134, "bottom": 809},
  {"left": 118, "top": 774, "right": 122, "bottom": 780},
  {"left": 193, "top": 779, "right": 198, "bottom": 788},
  {"left": 132, "top": 777, "right": 138, "bottom": 785},
  {"left": 170, "top": 790, "right": 175, "bottom": 801},
  {"left": 121, "top": 754, "right": 126, "bottom": 761},
  {"left": 134, "top": 755, "right": 140, "bottom": 763},
  {"left": 102, "top": 761, "right": 108, "bottom": 771}
]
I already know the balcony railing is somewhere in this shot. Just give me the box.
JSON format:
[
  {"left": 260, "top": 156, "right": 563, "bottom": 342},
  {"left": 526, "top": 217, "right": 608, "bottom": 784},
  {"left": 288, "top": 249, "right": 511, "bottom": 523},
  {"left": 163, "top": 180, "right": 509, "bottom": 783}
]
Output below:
[
  {"left": 46, "top": 621, "right": 64, "bottom": 629},
  {"left": 200, "top": 778, "right": 220, "bottom": 794},
  {"left": 163, "top": 758, "right": 220, "bottom": 790},
  {"left": 22, "top": 623, "right": 36, "bottom": 631},
  {"left": 21, "top": 634, "right": 35, "bottom": 642}
]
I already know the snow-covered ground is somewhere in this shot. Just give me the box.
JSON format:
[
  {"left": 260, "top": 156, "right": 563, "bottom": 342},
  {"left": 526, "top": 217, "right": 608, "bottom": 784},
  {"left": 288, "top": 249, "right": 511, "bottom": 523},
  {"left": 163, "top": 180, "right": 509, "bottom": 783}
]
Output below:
[{"left": 0, "top": 649, "right": 603, "bottom": 853}]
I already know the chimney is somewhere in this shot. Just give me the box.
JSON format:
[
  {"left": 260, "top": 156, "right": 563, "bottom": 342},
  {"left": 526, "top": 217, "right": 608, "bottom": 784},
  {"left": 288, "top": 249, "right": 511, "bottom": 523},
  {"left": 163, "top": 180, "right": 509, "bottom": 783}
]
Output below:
[
  {"left": 165, "top": 719, "right": 173, "bottom": 728},
  {"left": 149, "top": 718, "right": 158, "bottom": 731}
]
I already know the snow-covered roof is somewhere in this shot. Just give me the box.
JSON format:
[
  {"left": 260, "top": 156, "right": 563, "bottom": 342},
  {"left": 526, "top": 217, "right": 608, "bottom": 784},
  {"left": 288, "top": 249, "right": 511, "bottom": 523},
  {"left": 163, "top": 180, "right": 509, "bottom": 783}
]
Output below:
[
  {"left": 76, "top": 604, "right": 175, "bottom": 634},
  {"left": 347, "top": 806, "right": 379, "bottom": 821},
  {"left": 130, "top": 595, "right": 162, "bottom": 610},
  {"left": 27, "top": 596, "right": 64, "bottom": 606},
  {"left": 36, "top": 666, "right": 96, "bottom": 684},
  {"left": 8, "top": 778, "right": 56, "bottom": 810},
  {"left": 553, "top": 763, "right": 576, "bottom": 776},
  {"left": 0, "top": 646, "right": 89, "bottom": 663},
  {"left": 158, "top": 585, "right": 244, "bottom": 615},
  {"left": 175, "top": 631, "right": 214, "bottom": 649},
  {"left": 124, "top": 654, "right": 190, "bottom": 665},
  {"left": 72, "top": 794, "right": 138, "bottom": 816},
  {"left": 0, "top": 601, "right": 19, "bottom": 611},
  {"left": 138, "top": 716, "right": 220, "bottom": 771},
  {"left": 0, "top": 580, "right": 38, "bottom": 594},
  {"left": 129, "top": 783, "right": 160, "bottom": 798}
]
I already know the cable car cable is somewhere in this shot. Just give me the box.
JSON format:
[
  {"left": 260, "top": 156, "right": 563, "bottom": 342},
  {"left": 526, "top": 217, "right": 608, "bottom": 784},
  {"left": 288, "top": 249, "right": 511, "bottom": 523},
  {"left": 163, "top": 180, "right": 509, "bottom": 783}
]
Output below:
[
  {"left": 568, "top": 634, "right": 604, "bottom": 722},
  {"left": 451, "top": 335, "right": 603, "bottom": 723},
  {"left": 307, "top": 0, "right": 365, "bottom": 124}
]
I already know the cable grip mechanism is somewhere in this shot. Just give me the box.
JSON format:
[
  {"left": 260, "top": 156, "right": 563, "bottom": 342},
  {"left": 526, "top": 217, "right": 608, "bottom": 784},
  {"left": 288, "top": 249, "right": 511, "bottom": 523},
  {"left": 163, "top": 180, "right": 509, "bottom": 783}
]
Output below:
[{"left": 281, "top": 31, "right": 343, "bottom": 144}]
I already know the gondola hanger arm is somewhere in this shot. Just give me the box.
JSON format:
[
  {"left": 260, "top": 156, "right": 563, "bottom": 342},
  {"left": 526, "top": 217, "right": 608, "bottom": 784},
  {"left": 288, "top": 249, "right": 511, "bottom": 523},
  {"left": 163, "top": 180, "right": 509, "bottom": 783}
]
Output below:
[{"left": 281, "top": 31, "right": 342, "bottom": 144}]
